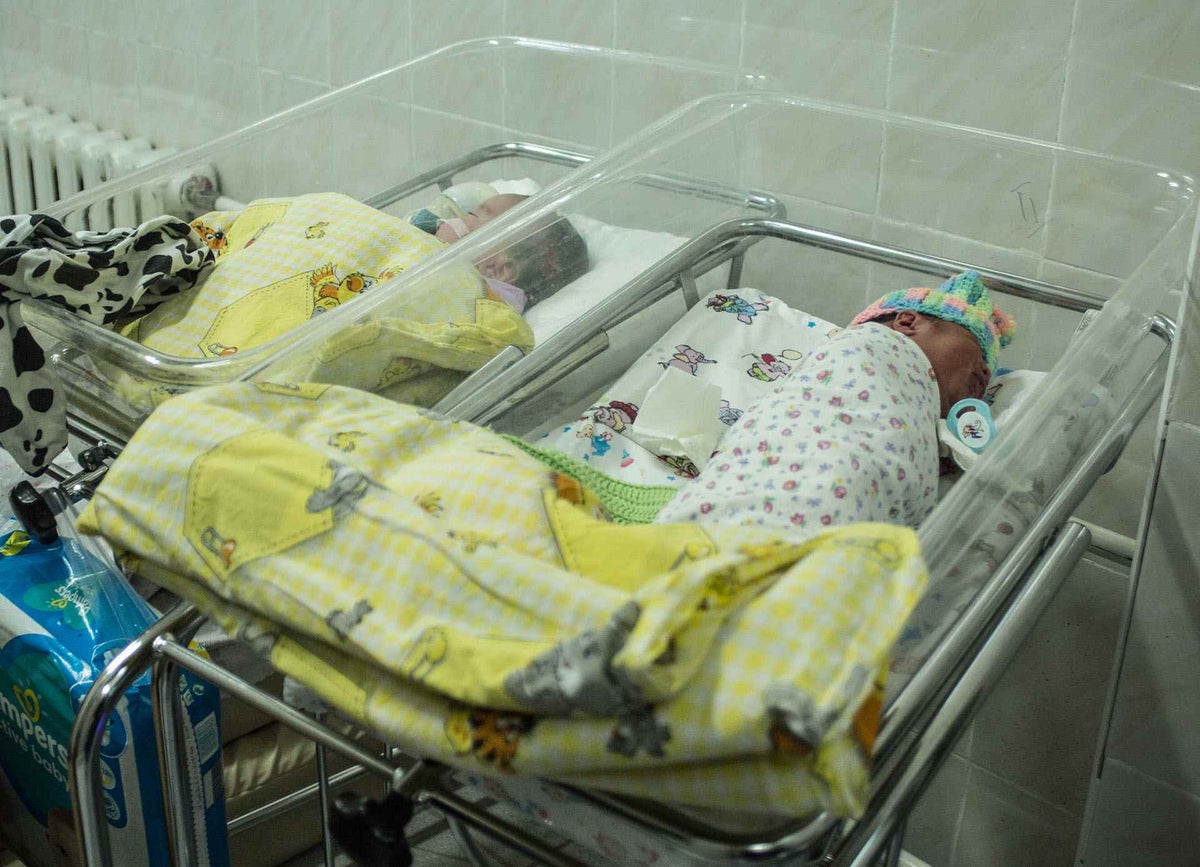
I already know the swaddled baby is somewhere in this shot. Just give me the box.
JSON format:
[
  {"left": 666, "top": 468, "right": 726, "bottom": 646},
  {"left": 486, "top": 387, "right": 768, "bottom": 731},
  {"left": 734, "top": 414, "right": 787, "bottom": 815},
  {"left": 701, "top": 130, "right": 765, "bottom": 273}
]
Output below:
[{"left": 655, "top": 271, "right": 1014, "bottom": 534}]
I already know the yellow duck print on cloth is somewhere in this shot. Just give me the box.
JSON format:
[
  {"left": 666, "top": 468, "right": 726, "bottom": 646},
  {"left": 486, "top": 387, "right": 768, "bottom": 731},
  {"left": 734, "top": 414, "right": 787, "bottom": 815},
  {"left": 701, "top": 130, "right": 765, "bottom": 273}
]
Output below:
[
  {"left": 78, "top": 382, "right": 928, "bottom": 818},
  {"left": 309, "top": 263, "right": 374, "bottom": 315}
]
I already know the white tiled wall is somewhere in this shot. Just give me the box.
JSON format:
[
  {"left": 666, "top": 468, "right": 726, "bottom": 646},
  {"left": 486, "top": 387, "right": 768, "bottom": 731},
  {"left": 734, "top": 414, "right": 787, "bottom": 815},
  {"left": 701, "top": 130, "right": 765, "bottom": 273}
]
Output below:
[
  {"left": 3, "top": 0, "right": 1198, "bottom": 175},
  {"left": 1078, "top": 418, "right": 1200, "bottom": 865},
  {"left": 905, "top": 551, "right": 1132, "bottom": 866},
  {"left": 3, "top": 1, "right": 1198, "bottom": 865}
]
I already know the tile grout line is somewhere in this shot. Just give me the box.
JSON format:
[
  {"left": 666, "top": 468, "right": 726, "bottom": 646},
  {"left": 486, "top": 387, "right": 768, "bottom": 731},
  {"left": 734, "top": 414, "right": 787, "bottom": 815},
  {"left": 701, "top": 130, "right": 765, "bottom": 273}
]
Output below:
[
  {"left": 605, "top": 0, "right": 618, "bottom": 148},
  {"left": 964, "top": 756, "right": 1082, "bottom": 822},
  {"left": 1052, "top": 0, "right": 1082, "bottom": 146},
  {"left": 869, "top": 0, "right": 901, "bottom": 297},
  {"left": 946, "top": 760, "right": 971, "bottom": 867},
  {"left": 1033, "top": 0, "right": 1084, "bottom": 291}
]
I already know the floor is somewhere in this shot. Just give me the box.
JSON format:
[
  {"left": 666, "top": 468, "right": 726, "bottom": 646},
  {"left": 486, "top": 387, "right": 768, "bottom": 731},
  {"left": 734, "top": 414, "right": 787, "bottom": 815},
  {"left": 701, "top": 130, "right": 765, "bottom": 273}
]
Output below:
[
  {"left": 279, "top": 800, "right": 937, "bottom": 867},
  {"left": 279, "top": 796, "right": 608, "bottom": 867},
  {"left": 1, "top": 785, "right": 933, "bottom": 867},
  {"left": 2, "top": 813, "right": 936, "bottom": 867}
]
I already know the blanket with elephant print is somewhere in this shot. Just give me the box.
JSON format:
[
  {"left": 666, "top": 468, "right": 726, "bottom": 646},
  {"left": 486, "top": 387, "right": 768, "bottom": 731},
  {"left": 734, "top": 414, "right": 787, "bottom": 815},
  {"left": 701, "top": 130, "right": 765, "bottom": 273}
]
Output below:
[
  {"left": 79, "top": 381, "right": 926, "bottom": 817},
  {"left": 534, "top": 287, "right": 841, "bottom": 485}
]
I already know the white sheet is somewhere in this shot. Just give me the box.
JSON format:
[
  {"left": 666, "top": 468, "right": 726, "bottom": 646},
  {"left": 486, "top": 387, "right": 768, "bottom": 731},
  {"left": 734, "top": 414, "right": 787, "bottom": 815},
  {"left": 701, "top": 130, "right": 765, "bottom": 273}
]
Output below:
[
  {"left": 485, "top": 178, "right": 721, "bottom": 343},
  {"left": 524, "top": 213, "right": 701, "bottom": 343}
]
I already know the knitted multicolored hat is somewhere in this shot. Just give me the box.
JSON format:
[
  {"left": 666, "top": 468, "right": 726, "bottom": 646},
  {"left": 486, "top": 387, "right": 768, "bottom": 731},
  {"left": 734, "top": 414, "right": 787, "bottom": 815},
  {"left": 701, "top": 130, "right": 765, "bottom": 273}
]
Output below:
[{"left": 851, "top": 270, "right": 1016, "bottom": 369}]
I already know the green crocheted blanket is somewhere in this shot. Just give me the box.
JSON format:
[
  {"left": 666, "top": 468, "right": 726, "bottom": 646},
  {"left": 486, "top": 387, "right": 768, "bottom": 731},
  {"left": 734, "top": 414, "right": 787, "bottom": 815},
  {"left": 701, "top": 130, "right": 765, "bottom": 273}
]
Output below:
[{"left": 503, "top": 436, "right": 678, "bottom": 525}]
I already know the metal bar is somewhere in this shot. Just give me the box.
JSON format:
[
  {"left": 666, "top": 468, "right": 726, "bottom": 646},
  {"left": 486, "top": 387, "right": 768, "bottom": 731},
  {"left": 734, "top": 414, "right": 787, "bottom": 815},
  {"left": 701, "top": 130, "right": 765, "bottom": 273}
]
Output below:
[
  {"left": 362, "top": 139, "right": 785, "bottom": 216},
  {"left": 363, "top": 141, "right": 592, "bottom": 211},
  {"left": 70, "top": 603, "right": 206, "bottom": 867},
  {"left": 67, "top": 413, "right": 127, "bottom": 451},
  {"left": 1149, "top": 311, "right": 1176, "bottom": 343},
  {"left": 719, "top": 218, "right": 1113, "bottom": 312},
  {"left": 152, "top": 655, "right": 198, "bottom": 867},
  {"left": 439, "top": 214, "right": 1138, "bottom": 428},
  {"left": 831, "top": 523, "right": 1093, "bottom": 866},
  {"left": 445, "top": 814, "right": 491, "bottom": 867},
  {"left": 464, "top": 331, "right": 613, "bottom": 426},
  {"left": 227, "top": 764, "right": 368, "bottom": 833},
  {"left": 153, "top": 639, "right": 401, "bottom": 782},
  {"left": 315, "top": 740, "right": 337, "bottom": 867},
  {"left": 432, "top": 344, "right": 527, "bottom": 415},
  {"left": 421, "top": 788, "right": 591, "bottom": 867},
  {"left": 880, "top": 817, "right": 907, "bottom": 867},
  {"left": 383, "top": 742, "right": 397, "bottom": 793},
  {"left": 726, "top": 250, "right": 745, "bottom": 293},
  {"left": 678, "top": 271, "right": 701, "bottom": 308},
  {"left": 439, "top": 331, "right": 612, "bottom": 424}
]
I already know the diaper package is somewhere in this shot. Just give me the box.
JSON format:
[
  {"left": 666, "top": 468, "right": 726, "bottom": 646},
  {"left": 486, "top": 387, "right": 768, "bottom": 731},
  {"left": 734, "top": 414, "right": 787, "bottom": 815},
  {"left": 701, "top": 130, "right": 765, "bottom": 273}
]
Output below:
[{"left": 0, "top": 513, "right": 229, "bottom": 867}]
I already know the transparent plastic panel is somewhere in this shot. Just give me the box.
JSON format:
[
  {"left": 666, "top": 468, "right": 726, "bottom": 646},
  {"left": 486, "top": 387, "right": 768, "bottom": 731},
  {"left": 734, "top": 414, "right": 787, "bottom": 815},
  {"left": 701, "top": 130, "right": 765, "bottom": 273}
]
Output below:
[
  {"left": 890, "top": 213, "right": 1195, "bottom": 692},
  {"left": 23, "top": 87, "right": 1197, "bottom": 472},
  {"left": 427, "top": 92, "right": 1196, "bottom": 716},
  {"left": 21, "top": 39, "right": 764, "bottom": 438},
  {"left": 440, "top": 94, "right": 1198, "bottom": 846}
]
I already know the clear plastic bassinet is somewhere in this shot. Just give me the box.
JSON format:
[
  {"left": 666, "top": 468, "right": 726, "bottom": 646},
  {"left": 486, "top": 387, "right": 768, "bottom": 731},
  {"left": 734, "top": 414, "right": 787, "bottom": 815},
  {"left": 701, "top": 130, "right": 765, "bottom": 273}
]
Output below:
[
  {"left": 424, "top": 92, "right": 1197, "bottom": 864},
  {"left": 18, "top": 37, "right": 774, "bottom": 443}
]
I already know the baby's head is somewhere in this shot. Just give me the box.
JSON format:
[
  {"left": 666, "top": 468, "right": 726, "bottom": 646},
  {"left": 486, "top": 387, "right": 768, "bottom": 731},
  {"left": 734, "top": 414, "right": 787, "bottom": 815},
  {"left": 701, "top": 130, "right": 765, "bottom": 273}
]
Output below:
[
  {"left": 852, "top": 271, "right": 1015, "bottom": 417},
  {"left": 475, "top": 214, "right": 589, "bottom": 306}
]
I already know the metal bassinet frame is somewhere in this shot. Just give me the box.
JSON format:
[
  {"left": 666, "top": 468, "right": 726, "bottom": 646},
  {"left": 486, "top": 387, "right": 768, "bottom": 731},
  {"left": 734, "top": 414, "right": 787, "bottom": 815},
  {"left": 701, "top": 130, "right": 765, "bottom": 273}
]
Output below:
[{"left": 59, "top": 216, "right": 1176, "bottom": 867}]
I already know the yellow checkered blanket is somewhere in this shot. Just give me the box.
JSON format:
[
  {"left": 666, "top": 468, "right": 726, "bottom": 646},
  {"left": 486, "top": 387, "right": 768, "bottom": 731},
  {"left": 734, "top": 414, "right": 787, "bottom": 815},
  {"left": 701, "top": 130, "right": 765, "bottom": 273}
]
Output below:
[
  {"left": 78, "top": 383, "right": 927, "bottom": 817},
  {"left": 111, "top": 193, "right": 532, "bottom": 407}
]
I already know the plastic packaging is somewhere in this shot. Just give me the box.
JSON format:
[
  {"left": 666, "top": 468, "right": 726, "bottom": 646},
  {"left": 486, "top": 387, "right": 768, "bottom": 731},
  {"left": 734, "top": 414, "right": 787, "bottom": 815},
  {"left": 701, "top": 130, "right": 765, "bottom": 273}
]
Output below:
[{"left": 0, "top": 507, "right": 229, "bottom": 867}]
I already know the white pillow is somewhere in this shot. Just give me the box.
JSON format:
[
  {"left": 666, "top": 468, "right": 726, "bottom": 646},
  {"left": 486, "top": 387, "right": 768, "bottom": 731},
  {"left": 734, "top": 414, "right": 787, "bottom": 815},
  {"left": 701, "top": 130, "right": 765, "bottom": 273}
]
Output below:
[
  {"left": 482, "top": 179, "right": 694, "bottom": 341},
  {"left": 525, "top": 215, "right": 693, "bottom": 341}
]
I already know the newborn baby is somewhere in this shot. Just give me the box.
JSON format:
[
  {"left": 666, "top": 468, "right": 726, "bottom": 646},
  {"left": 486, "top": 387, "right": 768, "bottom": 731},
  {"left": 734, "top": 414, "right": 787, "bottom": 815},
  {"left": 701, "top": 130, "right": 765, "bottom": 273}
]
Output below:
[
  {"left": 409, "top": 181, "right": 590, "bottom": 309},
  {"left": 655, "top": 271, "right": 1014, "bottom": 534}
]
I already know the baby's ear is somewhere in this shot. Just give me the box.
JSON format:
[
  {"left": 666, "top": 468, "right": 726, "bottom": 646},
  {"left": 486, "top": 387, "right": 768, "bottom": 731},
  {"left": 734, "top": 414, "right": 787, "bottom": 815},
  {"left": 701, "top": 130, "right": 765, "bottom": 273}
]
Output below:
[
  {"left": 890, "top": 309, "right": 920, "bottom": 335},
  {"left": 496, "top": 257, "right": 519, "bottom": 284}
]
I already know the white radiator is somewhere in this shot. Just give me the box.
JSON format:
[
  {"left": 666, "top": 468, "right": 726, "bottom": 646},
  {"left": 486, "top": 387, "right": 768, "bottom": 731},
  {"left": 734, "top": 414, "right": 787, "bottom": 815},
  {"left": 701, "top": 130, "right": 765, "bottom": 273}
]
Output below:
[{"left": 0, "top": 95, "right": 179, "bottom": 230}]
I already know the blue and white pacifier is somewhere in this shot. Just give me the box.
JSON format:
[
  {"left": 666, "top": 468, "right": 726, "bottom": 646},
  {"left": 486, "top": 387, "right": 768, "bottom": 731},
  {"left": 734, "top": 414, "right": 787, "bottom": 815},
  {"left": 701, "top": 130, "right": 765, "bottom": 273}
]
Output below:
[{"left": 947, "top": 398, "right": 997, "bottom": 453}]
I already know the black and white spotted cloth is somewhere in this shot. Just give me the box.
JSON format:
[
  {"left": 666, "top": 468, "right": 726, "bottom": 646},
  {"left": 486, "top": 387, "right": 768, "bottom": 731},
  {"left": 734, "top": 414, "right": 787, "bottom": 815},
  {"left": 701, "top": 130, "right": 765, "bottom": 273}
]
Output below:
[{"left": 0, "top": 213, "right": 214, "bottom": 474}]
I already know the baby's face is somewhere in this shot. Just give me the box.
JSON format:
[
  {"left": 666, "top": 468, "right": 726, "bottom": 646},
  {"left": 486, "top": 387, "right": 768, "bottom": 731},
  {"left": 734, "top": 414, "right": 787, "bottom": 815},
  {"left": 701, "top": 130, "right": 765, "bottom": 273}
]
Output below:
[
  {"left": 476, "top": 250, "right": 518, "bottom": 284},
  {"left": 473, "top": 193, "right": 527, "bottom": 222},
  {"left": 470, "top": 196, "right": 533, "bottom": 283},
  {"left": 888, "top": 312, "right": 989, "bottom": 416},
  {"left": 919, "top": 319, "right": 990, "bottom": 416}
]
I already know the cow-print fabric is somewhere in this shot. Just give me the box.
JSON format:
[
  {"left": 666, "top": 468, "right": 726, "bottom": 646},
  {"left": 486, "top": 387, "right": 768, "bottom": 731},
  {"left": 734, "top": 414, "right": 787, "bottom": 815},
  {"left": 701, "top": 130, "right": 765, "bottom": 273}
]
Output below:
[{"left": 0, "top": 213, "right": 214, "bottom": 473}]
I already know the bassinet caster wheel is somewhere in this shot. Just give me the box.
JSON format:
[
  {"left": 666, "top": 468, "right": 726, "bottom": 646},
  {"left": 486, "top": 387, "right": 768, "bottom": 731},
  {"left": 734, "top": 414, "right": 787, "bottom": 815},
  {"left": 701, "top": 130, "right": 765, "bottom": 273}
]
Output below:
[{"left": 328, "top": 790, "right": 415, "bottom": 867}]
